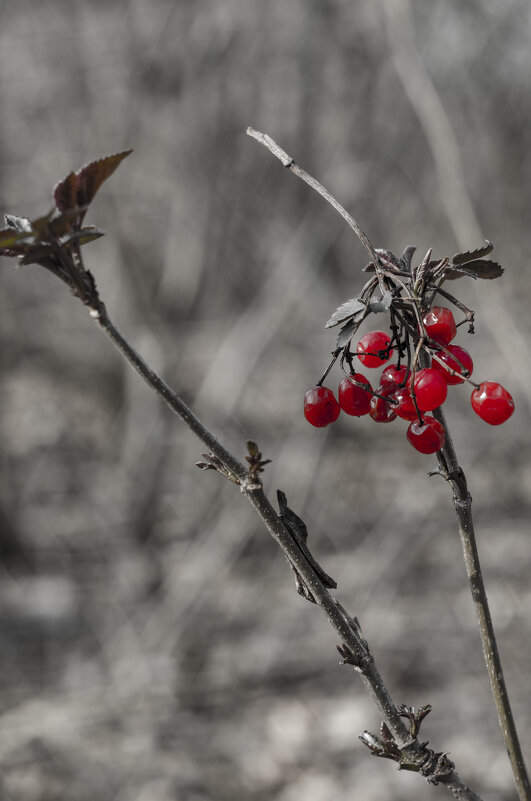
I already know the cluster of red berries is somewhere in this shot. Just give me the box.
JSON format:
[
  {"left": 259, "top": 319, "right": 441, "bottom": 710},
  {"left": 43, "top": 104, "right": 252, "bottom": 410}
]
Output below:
[{"left": 304, "top": 306, "right": 514, "bottom": 454}]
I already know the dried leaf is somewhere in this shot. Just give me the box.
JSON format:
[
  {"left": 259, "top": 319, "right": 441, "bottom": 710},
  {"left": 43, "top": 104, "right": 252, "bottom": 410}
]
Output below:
[
  {"left": 277, "top": 489, "right": 337, "bottom": 590},
  {"left": 452, "top": 240, "right": 493, "bottom": 266},
  {"left": 325, "top": 297, "right": 366, "bottom": 328},
  {"left": 444, "top": 259, "right": 503, "bottom": 280}
]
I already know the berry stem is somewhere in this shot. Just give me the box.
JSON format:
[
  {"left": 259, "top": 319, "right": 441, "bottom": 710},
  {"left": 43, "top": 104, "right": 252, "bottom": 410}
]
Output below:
[
  {"left": 246, "top": 127, "right": 387, "bottom": 293},
  {"left": 316, "top": 348, "right": 342, "bottom": 386},
  {"left": 429, "top": 391, "right": 531, "bottom": 801},
  {"left": 95, "top": 308, "right": 250, "bottom": 485},
  {"left": 428, "top": 285, "right": 475, "bottom": 332},
  {"left": 429, "top": 350, "right": 473, "bottom": 384},
  {"left": 409, "top": 336, "right": 425, "bottom": 425}
]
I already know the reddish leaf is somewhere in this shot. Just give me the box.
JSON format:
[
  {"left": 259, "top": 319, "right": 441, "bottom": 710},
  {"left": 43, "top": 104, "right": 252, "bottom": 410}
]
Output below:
[
  {"left": 75, "top": 150, "right": 133, "bottom": 210},
  {"left": 54, "top": 172, "right": 78, "bottom": 213},
  {"left": 49, "top": 208, "right": 88, "bottom": 237},
  {"left": 53, "top": 150, "right": 133, "bottom": 216}
]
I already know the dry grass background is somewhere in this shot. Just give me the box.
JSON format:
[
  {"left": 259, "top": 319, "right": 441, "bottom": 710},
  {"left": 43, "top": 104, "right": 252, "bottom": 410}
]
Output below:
[{"left": 0, "top": 1, "right": 530, "bottom": 799}]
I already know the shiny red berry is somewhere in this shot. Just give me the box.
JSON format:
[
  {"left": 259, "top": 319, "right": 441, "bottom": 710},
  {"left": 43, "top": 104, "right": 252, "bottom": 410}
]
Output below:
[
  {"left": 422, "top": 306, "right": 457, "bottom": 346},
  {"left": 432, "top": 345, "right": 473, "bottom": 385},
  {"left": 304, "top": 386, "right": 340, "bottom": 427},
  {"left": 392, "top": 385, "right": 418, "bottom": 421},
  {"left": 369, "top": 386, "right": 397, "bottom": 423},
  {"left": 470, "top": 382, "right": 515, "bottom": 425},
  {"left": 380, "top": 363, "right": 409, "bottom": 388},
  {"left": 413, "top": 368, "right": 448, "bottom": 411},
  {"left": 407, "top": 416, "right": 446, "bottom": 454},
  {"left": 356, "top": 331, "right": 393, "bottom": 368},
  {"left": 338, "top": 373, "right": 372, "bottom": 416}
]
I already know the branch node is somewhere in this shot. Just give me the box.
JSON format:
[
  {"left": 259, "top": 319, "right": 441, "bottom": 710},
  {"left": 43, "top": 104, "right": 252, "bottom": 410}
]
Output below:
[
  {"left": 245, "top": 440, "right": 272, "bottom": 485},
  {"left": 195, "top": 452, "right": 241, "bottom": 485}
]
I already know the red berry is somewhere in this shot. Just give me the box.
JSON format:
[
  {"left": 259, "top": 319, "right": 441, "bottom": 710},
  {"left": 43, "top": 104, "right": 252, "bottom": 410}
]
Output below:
[
  {"left": 470, "top": 382, "right": 515, "bottom": 425},
  {"left": 413, "top": 368, "right": 448, "bottom": 411},
  {"left": 392, "top": 385, "right": 418, "bottom": 421},
  {"left": 407, "top": 416, "right": 446, "bottom": 454},
  {"left": 304, "top": 386, "right": 340, "bottom": 427},
  {"left": 422, "top": 306, "right": 457, "bottom": 346},
  {"left": 338, "top": 373, "right": 373, "bottom": 416},
  {"left": 432, "top": 345, "right": 473, "bottom": 385},
  {"left": 369, "top": 386, "right": 397, "bottom": 423},
  {"left": 380, "top": 363, "right": 409, "bottom": 388},
  {"left": 356, "top": 331, "right": 393, "bottom": 368}
]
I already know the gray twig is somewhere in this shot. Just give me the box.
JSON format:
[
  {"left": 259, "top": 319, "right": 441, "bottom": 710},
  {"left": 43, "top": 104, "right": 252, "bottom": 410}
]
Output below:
[
  {"left": 432, "top": 404, "right": 531, "bottom": 801},
  {"left": 246, "top": 127, "right": 386, "bottom": 294}
]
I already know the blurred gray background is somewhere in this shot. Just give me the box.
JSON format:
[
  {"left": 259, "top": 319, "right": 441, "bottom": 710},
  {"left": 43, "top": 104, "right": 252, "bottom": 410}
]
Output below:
[{"left": 0, "top": 1, "right": 530, "bottom": 800}]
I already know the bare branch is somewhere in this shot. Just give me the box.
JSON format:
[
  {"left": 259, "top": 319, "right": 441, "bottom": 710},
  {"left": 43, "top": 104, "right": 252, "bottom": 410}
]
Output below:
[{"left": 246, "top": 127, "right": 385, "bottom": 291}]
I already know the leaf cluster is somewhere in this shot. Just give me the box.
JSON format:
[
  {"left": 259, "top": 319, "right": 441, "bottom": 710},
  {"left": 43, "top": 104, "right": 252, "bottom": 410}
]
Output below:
[
  {"left": 325, "top": 242, "right": 502, "bottom": 354},
  {"left": 0, "top": 151, "right": 132, "bottom": 306}
]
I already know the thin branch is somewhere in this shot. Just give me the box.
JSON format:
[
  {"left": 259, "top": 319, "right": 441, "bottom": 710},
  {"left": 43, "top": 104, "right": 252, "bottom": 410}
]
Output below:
[
  {"left": 246, "top": 127, "right": 386, "bottom": 293},
  {"left": 431, "top": 404, "right": 531, "bottom": 801},
  {"left": 93, "top": 306, "right": 250, "bottom": 487},
  {"left": 410, "top": 339, "right": 531, "bottom": 801}
]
